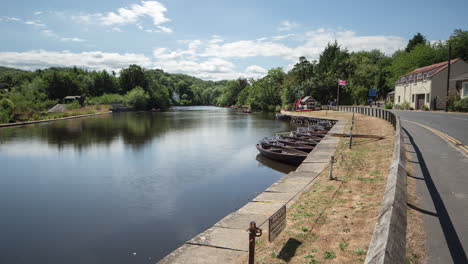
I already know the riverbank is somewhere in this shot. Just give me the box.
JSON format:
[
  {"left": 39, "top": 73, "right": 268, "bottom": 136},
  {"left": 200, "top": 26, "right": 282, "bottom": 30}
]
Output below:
[
  {"left": 0, "top": 104, "right": 112, "bottom": 127},
  {"left": 0, "top": 109, "right": 112, "bottom": 128},
  {"left": 248, "top": 110, "right": 395, "bottom": 264}
]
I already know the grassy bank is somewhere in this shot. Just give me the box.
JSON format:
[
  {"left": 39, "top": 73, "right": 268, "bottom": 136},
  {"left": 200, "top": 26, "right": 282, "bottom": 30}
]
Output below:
[
  {"left": 0, "top": 104, "right": 111, "bottom": 125},
  {"left": 248, "top": 111, "right": 395, "bottom": 264}
]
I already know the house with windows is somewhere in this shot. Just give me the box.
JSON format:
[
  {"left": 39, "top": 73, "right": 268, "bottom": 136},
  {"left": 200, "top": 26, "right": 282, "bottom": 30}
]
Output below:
[{"left": 394, "top": 58, "right": 468, "bottom": 110}]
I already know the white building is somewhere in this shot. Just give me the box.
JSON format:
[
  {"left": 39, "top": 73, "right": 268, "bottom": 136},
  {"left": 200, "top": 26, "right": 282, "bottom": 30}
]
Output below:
[{"left": 394, "top": 58, "right": 468, "bottom": 110}]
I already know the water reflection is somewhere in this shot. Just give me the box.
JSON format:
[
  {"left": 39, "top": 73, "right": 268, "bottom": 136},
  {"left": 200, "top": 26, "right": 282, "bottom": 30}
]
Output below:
[
  {"left": 0, "top": 107, "right": 293, "bottom": 264},
  {"left": 256, "top": 154, "right": 296, "bottom": 174}
]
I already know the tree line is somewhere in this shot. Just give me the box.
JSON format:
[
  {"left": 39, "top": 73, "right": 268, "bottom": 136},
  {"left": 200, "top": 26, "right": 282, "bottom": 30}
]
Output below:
[{"left": 1, "top": 29, "right": 467, "bottom": 122}]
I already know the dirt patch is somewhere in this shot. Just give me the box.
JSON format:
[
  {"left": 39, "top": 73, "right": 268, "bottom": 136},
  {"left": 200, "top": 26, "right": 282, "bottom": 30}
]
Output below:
[{"left": 244, "top": 111, "right": 395, "bottom": 264}]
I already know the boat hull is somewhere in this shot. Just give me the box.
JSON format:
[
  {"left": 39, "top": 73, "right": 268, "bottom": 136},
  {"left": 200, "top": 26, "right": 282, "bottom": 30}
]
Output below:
[{"left": 256, "top": 144, "right": 307, "bottom": 166}]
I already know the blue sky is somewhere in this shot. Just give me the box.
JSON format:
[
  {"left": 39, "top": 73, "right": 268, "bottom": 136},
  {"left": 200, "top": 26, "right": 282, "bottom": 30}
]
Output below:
[{"left": 0, "top": 0, "right": 467, "bottom": 80}]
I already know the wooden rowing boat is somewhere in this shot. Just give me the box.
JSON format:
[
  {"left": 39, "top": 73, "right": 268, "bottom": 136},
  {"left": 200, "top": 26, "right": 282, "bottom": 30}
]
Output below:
[{"left": 256, "top": 143, "right": 308, "bottom": 166}]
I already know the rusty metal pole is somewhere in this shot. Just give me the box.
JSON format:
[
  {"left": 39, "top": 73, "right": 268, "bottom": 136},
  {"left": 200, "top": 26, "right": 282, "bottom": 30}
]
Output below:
[
  {"left": 329, "top": 155, "right": 334, "bottom": 180},
  {"left": 248, "top": 222, "right": 262, "bottom": 264}
]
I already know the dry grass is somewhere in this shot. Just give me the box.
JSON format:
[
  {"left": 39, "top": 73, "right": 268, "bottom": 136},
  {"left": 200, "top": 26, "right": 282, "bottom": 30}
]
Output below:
[
  {"left": 44, "top": 104, "right": 111, "bottom": 120},
  {"left": 247, "top": 111, "right": 395, "bottom": 264}
]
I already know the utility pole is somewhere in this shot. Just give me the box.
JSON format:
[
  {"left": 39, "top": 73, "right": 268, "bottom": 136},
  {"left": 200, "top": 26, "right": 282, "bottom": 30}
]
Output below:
[{"left": 445, "top": 43, "right": 452, "bottom": 112}]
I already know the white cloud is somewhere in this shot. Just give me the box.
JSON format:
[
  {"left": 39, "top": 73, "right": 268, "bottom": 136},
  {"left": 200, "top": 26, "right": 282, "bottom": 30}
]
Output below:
[
  {"left": 245, "top": 65, "right": 267, "bottom": 74},
  {"left": 278, "top": 20, "right": 299, "bottom": 31},
  {"left": 24, "top": 20, "right": 45, "bottom": 27},
  {"left": 74, "top": 1, "right": 172, "bottom": 33},
  {"left": 41, "top": 29, "right": 87, "bottom": 43},
  {"left": 2, "top": 16, "right": 21, "bottom": 22},
  {"left": 0, "top": 50, "right": 151, "bottom": 72},
  {"left": 34, "top": 11, "right": 43, "bottom": 16},
  {"left": 111, "top": 27, "right": 122, "bottom": 32},
  {"left": 0, "top": 27, "right": 406, "bottom": 81},
  {"left": 60, "top": 37, "right": 86, "bottom": 42},
  {"left": 157, "top": 25, "right": 172, "bottom": 33}
]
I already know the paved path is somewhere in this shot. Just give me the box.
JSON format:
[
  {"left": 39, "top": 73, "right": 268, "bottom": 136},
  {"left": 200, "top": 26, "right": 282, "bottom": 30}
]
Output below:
[{"left": 393, "top": 110, "right": 468, "bottom": 264}]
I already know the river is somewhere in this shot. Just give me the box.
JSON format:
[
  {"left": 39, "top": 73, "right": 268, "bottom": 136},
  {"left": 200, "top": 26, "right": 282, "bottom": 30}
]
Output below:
[{"left": 0, "top": 106, "right": 294, "bottom": 263}]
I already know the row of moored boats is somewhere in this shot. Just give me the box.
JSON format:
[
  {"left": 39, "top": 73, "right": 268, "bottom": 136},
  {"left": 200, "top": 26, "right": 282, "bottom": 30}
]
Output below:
[{"left": 256, "top": 124, "right": 331, "bottom": 166}]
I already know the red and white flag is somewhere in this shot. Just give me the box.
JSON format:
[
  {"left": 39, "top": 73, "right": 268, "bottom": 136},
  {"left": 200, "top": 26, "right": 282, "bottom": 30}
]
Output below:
[{"left": 338, "top": 80, "right": 347, "bottom": 86}]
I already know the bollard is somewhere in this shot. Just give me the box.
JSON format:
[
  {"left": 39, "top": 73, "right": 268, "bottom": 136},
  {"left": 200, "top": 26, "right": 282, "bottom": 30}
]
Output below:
[
  {"left": 248, "top": 222, "right": 262, "bottom": 264},
  {"left": 329, "top": 155, "right": 334, "bottom": 180}
]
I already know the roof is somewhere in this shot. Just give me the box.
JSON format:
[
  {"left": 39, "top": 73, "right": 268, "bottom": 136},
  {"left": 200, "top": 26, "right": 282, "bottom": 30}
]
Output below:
[
  {"left": 301, "top": 96, "right": 316, "bottom": 103},
  {"left": 64, "top": 96, "right": 81, "bottom": 99},
  {"left": 401, "top": 58, "right": 461, "bottom": 78}
]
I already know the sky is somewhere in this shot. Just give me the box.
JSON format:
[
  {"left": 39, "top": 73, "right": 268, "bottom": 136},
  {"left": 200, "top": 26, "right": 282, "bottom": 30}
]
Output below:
[{"left": 0, "top": 0, "right": 467, "bottom": 80}]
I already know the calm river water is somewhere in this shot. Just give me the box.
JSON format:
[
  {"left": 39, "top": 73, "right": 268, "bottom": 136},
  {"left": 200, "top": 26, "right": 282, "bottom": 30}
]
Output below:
[{"left": 0, "top": 106, "right": 294, "bottom": 264}]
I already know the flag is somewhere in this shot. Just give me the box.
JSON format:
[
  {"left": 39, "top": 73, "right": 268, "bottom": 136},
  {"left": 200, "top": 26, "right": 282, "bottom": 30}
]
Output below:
[{"left": 338, "top": 80, "right": 347, "bottom": 86}]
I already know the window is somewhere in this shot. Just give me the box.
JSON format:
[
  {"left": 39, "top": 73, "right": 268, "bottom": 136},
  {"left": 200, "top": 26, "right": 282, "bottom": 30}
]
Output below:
[
  {"left": 398, "top": 96, "right": 401, "bottom": 103},
  {"left": 412, "top": 94, "right": 415, "bottom": 102},
  {"left": 463, "top": 82, "right": 468, "bottom": 98},
  {"left": 414, "top": 74, "right": 418, "bottom": 83},
  {"left": 423, "top": 72, "right": 428, "bottom": 80},
  {"left": 426, "top": 93, "right": 430, "bottom": 103}
]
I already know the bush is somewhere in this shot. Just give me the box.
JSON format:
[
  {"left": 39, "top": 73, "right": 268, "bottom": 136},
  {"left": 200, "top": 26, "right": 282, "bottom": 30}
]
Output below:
[
  {"left": 394, "top": 101, "right": 410, "bottom": 110},
  {"left": 87, "top": 93, "right": 126, "bottom": 105},
  {"left": 384, "top": 102, "right": 393, "bottom": 109},
  {"left": 0, "top": 98, "right": 15, "bottom": 123},
  {"left": 125, "top": 86, "right": 149, "bottom": 110},
  {"left": 421, "top": 104, "right": 429, "bottom": 111},
  {"left": 66, "top": 100, "right": 81, "bottom": 110},
  {"left": 453, "top": 97, "right": 468, "bottom": 112}
]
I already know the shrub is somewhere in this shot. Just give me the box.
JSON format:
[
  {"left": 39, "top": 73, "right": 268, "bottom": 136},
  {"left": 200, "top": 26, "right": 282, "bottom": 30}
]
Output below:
[
  {"left": 87, "top": 93, "right": 126, "bottom": 105},
  {"left": 421, "top": 104, "right": 429, "bottom": 111},
  {"left": 125, "top": 86, "right": 149, "bottom": 110},
  {"left": 0, "top": 98, "right": 15, "bottom": 123},
  {"left": 66, "top": 100, "right": 81, "bottom": 110},
  {"left": 384, "top": 102, "right": 393, "bottom": 109},
  {"left": 453, "top": 97, "right": 468, "bottom": 112},
  {"left": 394, "top": 101, "right": 410, "bottom": 110}
]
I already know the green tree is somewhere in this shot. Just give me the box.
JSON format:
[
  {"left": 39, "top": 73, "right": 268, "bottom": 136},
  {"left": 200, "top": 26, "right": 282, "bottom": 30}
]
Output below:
[
  {"left": 0, "top": 98, "right": 14, "bottom": 123},
  {"left": 449, "top": 29, "right": 468, "bottom": 62},
  {"left": 406, "top": 33, "right": 427, "bottom": 52},
  {"left": 119, "top": 65, "right": 147, "bottom": 94},
  {"left": 125, "top": 86, "right": 149, "bottom": 110}
]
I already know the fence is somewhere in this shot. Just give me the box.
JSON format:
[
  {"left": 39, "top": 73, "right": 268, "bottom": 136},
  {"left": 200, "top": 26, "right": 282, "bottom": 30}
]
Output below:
[{"left": 330, "top": 106, "right": 407, "bottom": 264}]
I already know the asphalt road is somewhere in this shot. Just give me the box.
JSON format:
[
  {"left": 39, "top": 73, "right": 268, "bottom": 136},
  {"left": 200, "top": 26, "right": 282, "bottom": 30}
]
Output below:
[{"left": 392, "top": 110, "right": 468, "bottom": 264}]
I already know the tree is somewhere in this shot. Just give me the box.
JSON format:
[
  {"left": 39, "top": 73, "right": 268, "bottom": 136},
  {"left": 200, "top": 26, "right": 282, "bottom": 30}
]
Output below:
[
  {"left": 125, "top": 86, "right": 149, "bottom": 110},
  {"left": 449, "top": 29, "right": 468, "bottom": 62},
  {"left": 0, "top": 98, "right": 14, "bottom": 123},
  {"left": 119, "top": 65, "right": 147, "bottom": 94},
  {"left": 406, "top": 33, "right": 427, "bottom": 52}
]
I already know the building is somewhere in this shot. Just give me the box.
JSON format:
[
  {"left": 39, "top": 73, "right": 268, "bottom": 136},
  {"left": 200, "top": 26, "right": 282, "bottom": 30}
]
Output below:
[
  {"left": 294, "top": 96, "right": 318, "bottom": 111},
  {"left": 63, "top": 96, "right": 84, "bottom": 105},
  {"left": 394, "top": 58, "right": 468, "bottom": 110}
]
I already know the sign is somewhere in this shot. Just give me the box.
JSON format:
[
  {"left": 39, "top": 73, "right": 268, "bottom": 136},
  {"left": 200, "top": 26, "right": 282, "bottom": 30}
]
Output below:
[
  {"left": 368, "top": 88, "right": 377, "bottom": 97},
  {"left": 338, "top": 80, "right": 347, "bottom": 86},
  {"left": 268, "top": 205, "right": 286, "bottom": 242}
]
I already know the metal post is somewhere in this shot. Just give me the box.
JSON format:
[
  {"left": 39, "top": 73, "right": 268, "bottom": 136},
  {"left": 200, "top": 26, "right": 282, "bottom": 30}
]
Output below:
[
  {"left": 329, "top": 156, "right": 334, "bottom": 180},
  {"left": 349, "top": 112, "right": 354, "bottom": 149},
  {"left": 336, "top": 84, "right": 340, "bottom": 108},
  {"left": 445, "top": 43, "right": 452, "bottom": 112},
  {"left": 248, "top": 222, "right": 262, "bottom": 264}
]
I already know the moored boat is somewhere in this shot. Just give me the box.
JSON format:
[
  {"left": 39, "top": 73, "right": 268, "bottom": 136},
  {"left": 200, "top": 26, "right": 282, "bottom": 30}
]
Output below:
[{"left": 256, "top": 143, "right": 308, "bottom": 166}]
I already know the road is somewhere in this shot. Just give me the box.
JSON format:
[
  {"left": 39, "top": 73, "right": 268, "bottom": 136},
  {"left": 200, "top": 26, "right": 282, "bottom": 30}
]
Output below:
[{"left": 392, "top": 110, "right": 468, "bottom": 264}]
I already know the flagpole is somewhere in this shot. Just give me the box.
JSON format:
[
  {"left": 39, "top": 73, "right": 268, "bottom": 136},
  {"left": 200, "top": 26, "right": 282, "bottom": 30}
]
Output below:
[{"left": 336, "top": 83, "right": 340, "bottom": 108}]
